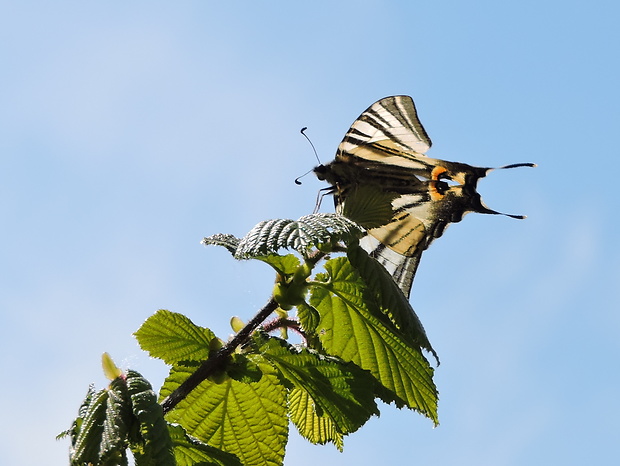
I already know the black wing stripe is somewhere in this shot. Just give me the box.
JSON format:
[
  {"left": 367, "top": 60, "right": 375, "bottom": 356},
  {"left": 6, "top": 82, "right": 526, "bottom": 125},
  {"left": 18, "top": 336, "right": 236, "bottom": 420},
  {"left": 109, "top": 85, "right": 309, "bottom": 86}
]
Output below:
[
  {"left": 363, "top": 237, "right": 422, "bottom": 298},
  {"left": 339, "top": 97, "right": 431, "bottom": 155},
  {"left": 345, "top": 113, "right": 415, "bottom": 150}
]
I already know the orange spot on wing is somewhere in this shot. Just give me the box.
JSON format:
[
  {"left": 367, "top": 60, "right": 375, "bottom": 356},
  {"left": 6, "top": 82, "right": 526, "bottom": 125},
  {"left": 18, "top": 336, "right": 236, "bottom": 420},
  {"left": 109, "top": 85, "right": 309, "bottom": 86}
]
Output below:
[
  {"left": 431, "top": 166, "right": 448, "bottom": 180},
  {"left": 429, "top": 166, "right": 447, "bottom": 200}
]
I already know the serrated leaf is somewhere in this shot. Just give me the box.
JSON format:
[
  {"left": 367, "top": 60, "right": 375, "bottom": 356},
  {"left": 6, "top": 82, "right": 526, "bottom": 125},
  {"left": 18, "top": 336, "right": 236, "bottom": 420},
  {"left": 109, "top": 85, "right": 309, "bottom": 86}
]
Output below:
[
  {"left": 347, "top": 245, "right": 438, "bottom": 363},
  {"left": 126, "top": 370, "right": 175, "bottom": 465},
  {"left": 69, "top": 378, "right": 132, "bottom": 465},
  {"left": 296, "top": 213, "right": 363, "bottom": 242},
  {"left": 295, "top": 302, "right": 321, "bottom": 347},
  {"left": 235, "top": 213, "right": 362, "bottom": 259},
  {"left": 227, "top": 353, "right": 263, "bottom": 383},
  {"left": 255, "top": 336, "right": 378, "bottom": 435},
  {"left": 310, "top": 257, "right": 438, "bottom": 424},
  {"left": 134, "top": 310, "right": 215, "bottom": 364},
  {"left": 255, "top": 253, "right": 300, "bottom": 276},
  {"left": 59, "top": 384, "right": 96, "bottom": 442},
  {"left": 288, "top": 387, "right": 344, "bottom": 451},
  {"left": 161, "top": 364, "right": 288, "bottom": 466},
  {"left": 100, "top": 377, "right": 132, "bottom": 465},
  {"left": 201, "top": 233, "right": 240, "bottom": 254},
  {"left": 70, "top": 388, "right": 108, "bottom": 464},
  {"left": 169, "top": 424, "right": 243, "bottom": 466}
]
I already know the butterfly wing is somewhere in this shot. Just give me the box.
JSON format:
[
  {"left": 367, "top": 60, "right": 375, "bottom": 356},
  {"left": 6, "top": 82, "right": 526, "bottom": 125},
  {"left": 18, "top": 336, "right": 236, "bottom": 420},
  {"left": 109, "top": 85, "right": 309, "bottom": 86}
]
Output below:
[
  {"left": 324, "top": 97, "right": 440, "bottom": 297},
  {"left": 359, "top": 235, "right": 423, "bottom": 299},
  {"left": 338, "top": 95, "right": 432, "bottom": 158},
  {"left": 315, "top": 96, "right": 520, "bottom": 298}
]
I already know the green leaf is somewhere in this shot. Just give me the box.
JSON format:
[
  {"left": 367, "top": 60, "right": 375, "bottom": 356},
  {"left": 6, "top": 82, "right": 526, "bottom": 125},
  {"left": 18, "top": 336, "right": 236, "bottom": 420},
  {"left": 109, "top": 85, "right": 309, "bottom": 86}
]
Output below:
[
  {"left": 134, "top": 310, "right": 215, "bottom": 364},
  {"left": 254, "top": 335, "right": 378, "bottom": 436},
  {"left": 201, "top": 233, "right": 240, "bottom": 254},
  {"left": 126, "top": 370, "right": 175, "bottom": 466},
  {"left": 69, "top": 378, "right": 132, "bottom": 466},
  {"left": 100, "top": 377, "right": 132, "bottom": 465},
  {"left": 235, "top": 213, "right": 362, "bottom": 259},
  {"left": 69, "top": 388, "right": 109, "bottom": 464},
  {"left": 310, "top": 256, "right": 439, "bottom": 424},
  {"left": 347, "top": 244, "right": 438, "bottom": 363},
  {"left": 58, "top": 384, "right": 96, "bottom": 441},
  {"left": 255, "top": 253, "right": 301, "bottom": 276},
  {"left": 227, "top": 353, "right": 263, "bottom": 383},
  {"left": 169, "top": 424, "right": 243, "bottom": 466},
  {"left": 288, "top": 387, "right": 344, "bottom": 451},
  {"left": 295, "top": 301, "right": 321, "bottom": 340},
  {"left": 161, "top": 364, "right": 288, "bottom": 466}
]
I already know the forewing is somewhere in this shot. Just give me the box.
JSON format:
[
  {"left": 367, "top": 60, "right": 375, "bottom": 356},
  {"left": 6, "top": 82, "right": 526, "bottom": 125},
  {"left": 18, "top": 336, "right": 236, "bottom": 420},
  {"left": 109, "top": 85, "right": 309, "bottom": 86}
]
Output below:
[
  {"left": 337, "top": 95, "right": 432, "bottom": 160},
  {"left": 331, "top": 96, "right": 437, "bottom": 297}
]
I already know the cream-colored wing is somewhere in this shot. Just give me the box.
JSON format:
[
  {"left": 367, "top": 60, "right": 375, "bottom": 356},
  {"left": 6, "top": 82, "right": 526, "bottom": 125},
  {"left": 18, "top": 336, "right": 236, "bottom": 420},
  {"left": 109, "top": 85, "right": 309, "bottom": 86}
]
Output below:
[{"left": 337, "top": 95, "right": 432, "bottom": 160}]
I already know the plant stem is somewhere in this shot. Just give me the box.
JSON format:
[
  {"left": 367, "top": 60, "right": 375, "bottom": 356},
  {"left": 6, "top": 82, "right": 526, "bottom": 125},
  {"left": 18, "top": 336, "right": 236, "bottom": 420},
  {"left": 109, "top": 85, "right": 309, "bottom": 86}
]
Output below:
[
  {"left": 262, "top": 317, "right": 307, "bottom": 339},
  {"left": 160, "top": 297, "right": 279, "bottom": 414}
]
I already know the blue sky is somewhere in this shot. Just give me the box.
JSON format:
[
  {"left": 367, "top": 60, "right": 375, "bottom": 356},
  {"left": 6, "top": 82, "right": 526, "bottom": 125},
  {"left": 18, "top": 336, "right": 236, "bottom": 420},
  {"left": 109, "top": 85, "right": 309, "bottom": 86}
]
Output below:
[{"left": 1, "top": 2, "right": 618, "bottom": 465}]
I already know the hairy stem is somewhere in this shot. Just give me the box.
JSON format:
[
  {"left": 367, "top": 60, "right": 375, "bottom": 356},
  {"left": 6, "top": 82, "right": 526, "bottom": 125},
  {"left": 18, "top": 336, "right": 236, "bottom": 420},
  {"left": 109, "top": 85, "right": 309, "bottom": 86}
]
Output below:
[
  {"left": 262, "top": 317, "right": 306, "bottom": 339},
  {"left": 161, "top": 297, "right": 279, "bottom": 414}
]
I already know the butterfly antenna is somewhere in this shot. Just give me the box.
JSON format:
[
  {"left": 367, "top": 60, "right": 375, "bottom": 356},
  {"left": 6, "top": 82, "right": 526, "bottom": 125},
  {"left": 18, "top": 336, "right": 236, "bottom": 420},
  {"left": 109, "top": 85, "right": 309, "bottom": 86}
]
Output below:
[
  {"left": 294, "top": 127, "right": 322, "bottom": 185},
  {"left": 294, "top": 168, "right": 314, "bottom": 185},
  {"left": 301, "top": 127, "right": 321, "bottom": 164}
]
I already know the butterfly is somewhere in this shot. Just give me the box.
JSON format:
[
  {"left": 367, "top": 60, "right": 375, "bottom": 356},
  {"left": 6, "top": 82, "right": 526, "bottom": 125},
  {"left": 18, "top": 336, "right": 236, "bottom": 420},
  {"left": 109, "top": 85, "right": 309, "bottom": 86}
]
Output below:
[{"left": 314, "top": 95, "right": 535, "bottom": 298}]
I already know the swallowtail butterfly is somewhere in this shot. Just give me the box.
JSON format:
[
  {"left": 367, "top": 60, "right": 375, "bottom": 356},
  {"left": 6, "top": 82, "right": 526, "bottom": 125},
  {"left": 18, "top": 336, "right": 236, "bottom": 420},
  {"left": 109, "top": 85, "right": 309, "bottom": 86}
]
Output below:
[{"left": 314, "top": 96, "right": 534, "bottom": 298}]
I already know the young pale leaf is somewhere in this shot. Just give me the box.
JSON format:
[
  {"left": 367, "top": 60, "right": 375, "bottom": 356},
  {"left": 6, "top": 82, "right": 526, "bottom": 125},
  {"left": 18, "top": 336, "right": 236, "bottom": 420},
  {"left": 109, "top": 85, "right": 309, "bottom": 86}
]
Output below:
[
  {"left": 230, "top": 316, "right": 245, "bottom": 333},
  {"left": 288, "top": 387, "right": 344, "bottom": 451},
  {"left": 134, "top": 310, "right": 215, "bottom": 364},
  {"left": 169, "top": 424, "right": 243, "bottom": 466},
  {"left": 126, "top": 370, "right": 175, "bottom": 466},
  {"left": 310, "top": 257, "right": 438, "bottom": 424},
  {"left": 102, "top": 352, "right": 123, "bottom": 381},
  {"left": 235, "top": 213, "right": 362, "bottom": 259},
  {"left": 254, "top": 335, "right": 378, "bottom": 435},
  {"left": 201, "top": 233, "right": 240, "bottom": 254},
  {"left": 161, "top": 364, "right": 288, "bottom": 466},
  {"left": 347, "top": 244, "right": 438, "bottom": 363}
]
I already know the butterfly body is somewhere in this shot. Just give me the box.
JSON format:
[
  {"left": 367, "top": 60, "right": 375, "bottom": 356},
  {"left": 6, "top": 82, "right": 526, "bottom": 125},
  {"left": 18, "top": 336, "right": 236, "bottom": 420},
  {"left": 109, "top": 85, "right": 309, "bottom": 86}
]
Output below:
[{"left": 315, "top": 96, "right": 534, "bottom": 298}]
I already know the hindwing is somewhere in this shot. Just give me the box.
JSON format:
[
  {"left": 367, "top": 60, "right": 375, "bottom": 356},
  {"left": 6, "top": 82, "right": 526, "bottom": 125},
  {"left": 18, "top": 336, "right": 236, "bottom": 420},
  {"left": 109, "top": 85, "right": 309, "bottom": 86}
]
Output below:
[{"left": 314, "top": 95, "right": 533, "bottom": 298}]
